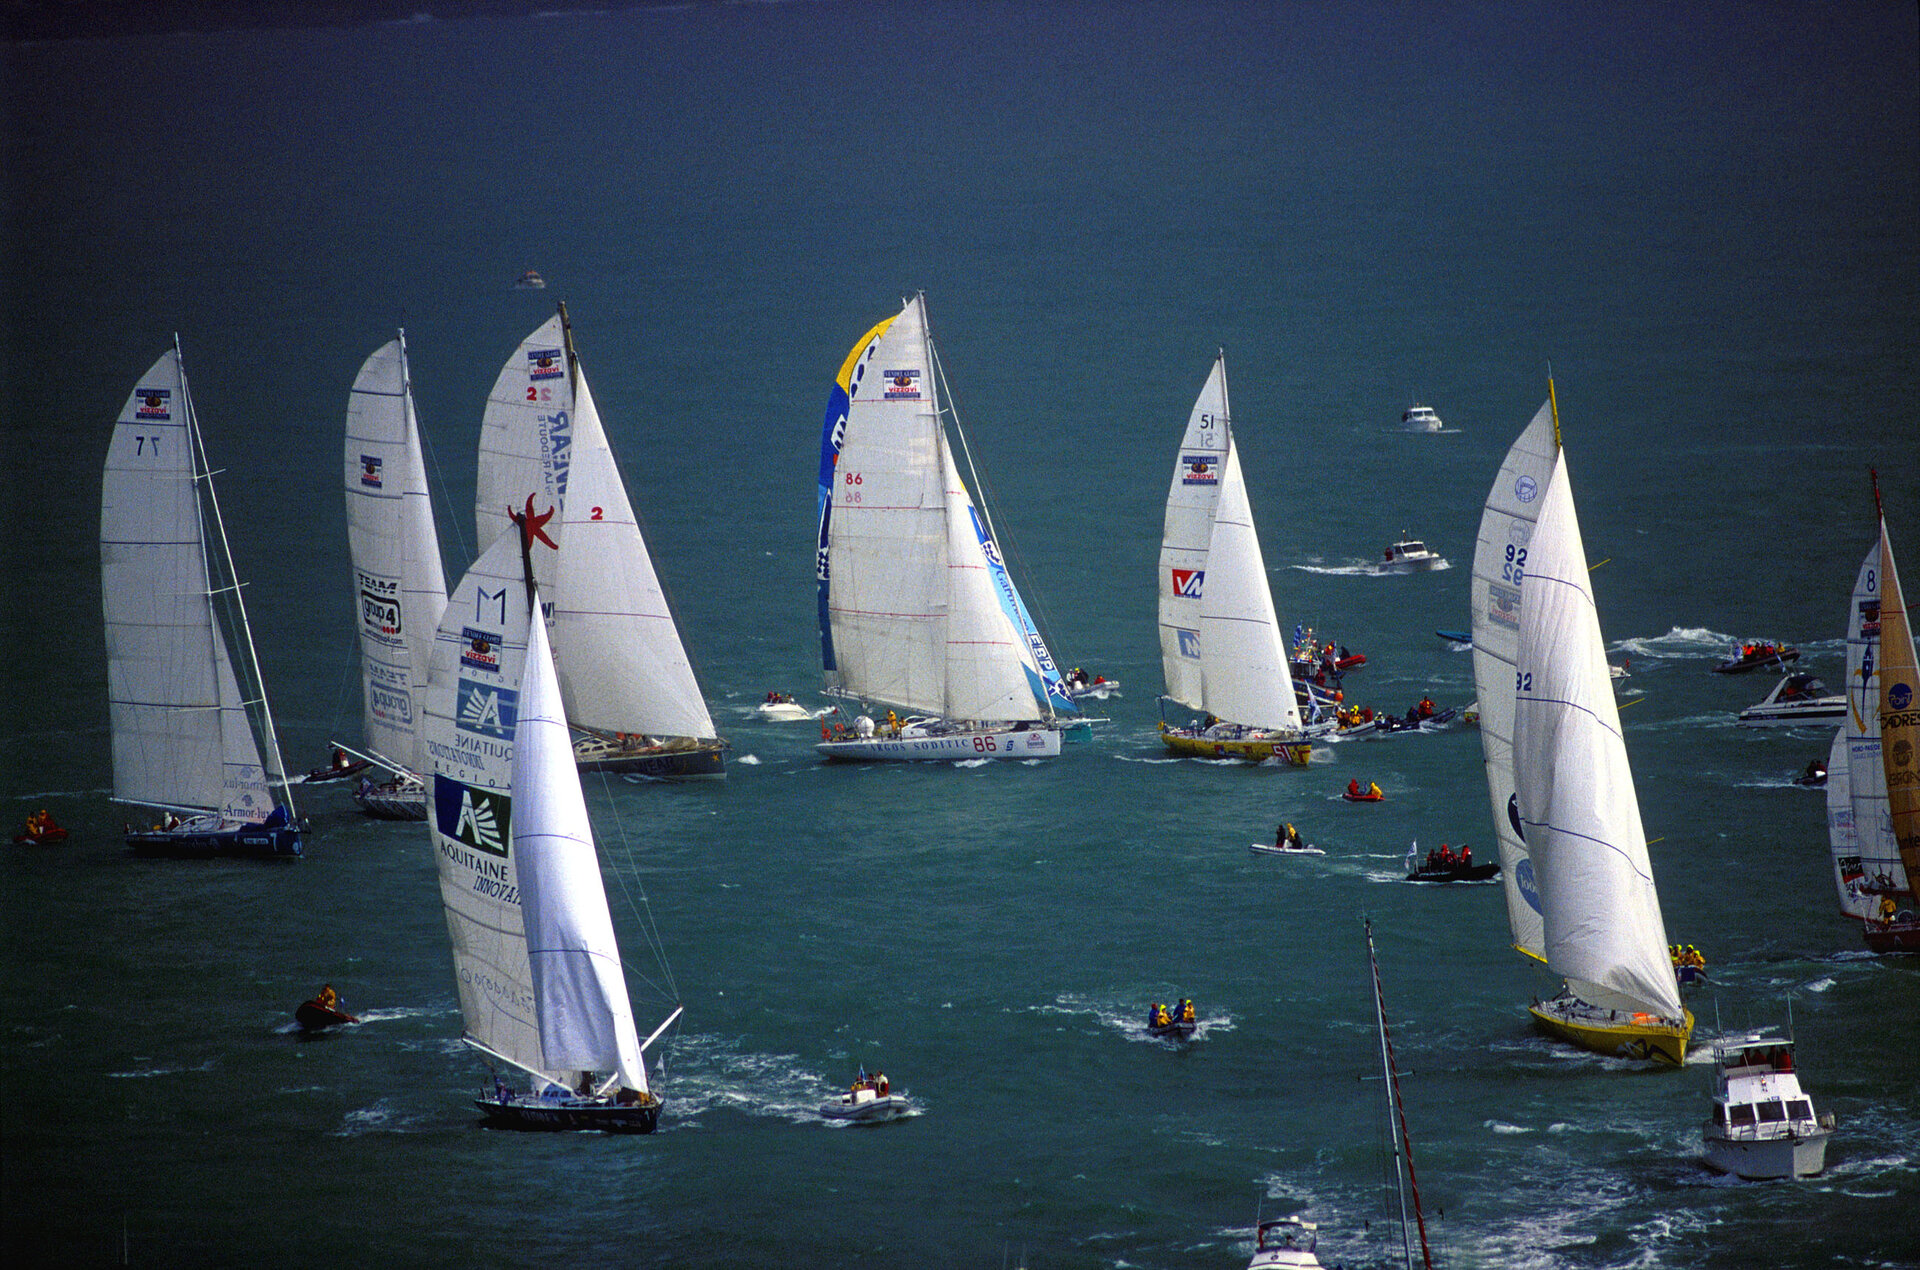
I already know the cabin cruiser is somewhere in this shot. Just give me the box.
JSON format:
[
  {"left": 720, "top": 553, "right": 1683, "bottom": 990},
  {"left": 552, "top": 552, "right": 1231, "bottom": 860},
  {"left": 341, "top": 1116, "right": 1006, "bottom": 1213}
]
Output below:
[
  {"left": 1380, "top": 536, "right": 1448, "bottom": 573},
  {"left": 1400, "top": 403, "right": 1443, "bottom": 432},
  {"left": 1703, "top": 1033, "right": 1833, "bottom": 1179},
  {"left": 1247, "top": 1216, "right": 1324, "bottom": 1269},
  {"left": 1737, "top": 673, "right": 1845, "bottom": 726}
]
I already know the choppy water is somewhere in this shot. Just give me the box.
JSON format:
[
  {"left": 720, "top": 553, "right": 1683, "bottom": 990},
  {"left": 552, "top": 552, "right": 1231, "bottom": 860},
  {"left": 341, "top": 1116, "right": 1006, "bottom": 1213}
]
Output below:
[{"left": 4, "top": 3, "right": 1917, "bottom": 1266}]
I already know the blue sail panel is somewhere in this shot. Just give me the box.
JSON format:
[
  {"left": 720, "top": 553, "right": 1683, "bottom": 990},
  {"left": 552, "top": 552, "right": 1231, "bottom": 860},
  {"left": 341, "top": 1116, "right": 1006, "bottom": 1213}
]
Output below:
[
  {"left": 965, "top": 506, "right": 1077, "bottom": 716},
  {"left": 815, "top": 315, "right": 896, "bottom": 676}
]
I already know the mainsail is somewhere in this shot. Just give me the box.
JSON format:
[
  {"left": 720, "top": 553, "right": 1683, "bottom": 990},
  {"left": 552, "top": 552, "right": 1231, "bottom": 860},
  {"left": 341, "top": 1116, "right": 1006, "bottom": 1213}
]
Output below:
[
  {"left": 815, "top": 294, "right": 1065, "bottom": 723},
  {"left": 101, "top": 344, "right": 287, "bottom": 822},
  {"left": 1833, "top": 544, "right": 1907, "bottom": 919},
  {"left": 1512, "top": 449, "right": 1682, "bottom": 1022},
  {"left": 344, "top": 333, "right": 449, "bottom": 774},
  {"left": 1470, "top": 400, "right": 1558, "bottom": 962},
  {"left": 1156, "top": 352, "right": 1300, "bottom": 732},
  {"left": 476, "top": 308, "right": 717, "bottom": 745},
  {"left": 1875, "top": 505, "right": 1920, "bottom": 898}
]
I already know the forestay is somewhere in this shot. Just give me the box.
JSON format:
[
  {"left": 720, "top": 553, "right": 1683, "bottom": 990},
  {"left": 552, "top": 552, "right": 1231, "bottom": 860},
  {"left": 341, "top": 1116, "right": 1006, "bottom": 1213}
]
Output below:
[
  {"left": 1470, "top": 401, "right": 1557, "bottom": 962},
  {"left": 101, "top": 347, "right": 276, "bottom": 821},
  {"left": 1512, "top": 451, "right": 1682, "bottom": 1022},
  {"left": 344, "top": 334, "right": 448, "bottom": 774}
]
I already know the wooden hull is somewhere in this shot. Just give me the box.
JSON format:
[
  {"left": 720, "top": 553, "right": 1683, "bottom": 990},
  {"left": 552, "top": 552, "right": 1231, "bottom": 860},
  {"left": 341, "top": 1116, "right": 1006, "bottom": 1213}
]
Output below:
[
  {"left": 1529, "top": 999, "right": 1692, "bottom": 1066},
  {"left": 573, "top": 736, "right": 728, "bottom": 780},
  {"left": 1159, "top": 726, "right": 1310, "bottom": 766},
  {"left": 474, "top": 1093, "right": 660, "bottom": 1134},
  {"left": 819, "top": 725, "right": 1061, "bottom": 762}
]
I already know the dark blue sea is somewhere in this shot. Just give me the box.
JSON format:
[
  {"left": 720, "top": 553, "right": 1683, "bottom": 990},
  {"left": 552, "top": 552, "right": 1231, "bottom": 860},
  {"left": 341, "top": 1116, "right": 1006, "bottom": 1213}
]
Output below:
[{"left": 4, "top": 2, "right": 1917, "bottom": 1265}]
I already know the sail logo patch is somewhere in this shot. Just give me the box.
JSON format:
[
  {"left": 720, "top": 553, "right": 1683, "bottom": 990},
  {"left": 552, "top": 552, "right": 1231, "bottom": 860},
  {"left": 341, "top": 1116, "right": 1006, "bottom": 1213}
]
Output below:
[
  {"left": 135, "top": 388, "right": 171, "bottom": 420},
  {"left": 1171, "top": 568, "right": 1204, "bottom": 599},
  {"left": 882, "top": 368, "right": 921, "bottom": 400},
  {"left": 1181, "top": 455, "right": 1218, "bottom": 485},
  {"left": 1890, "top": 682, "right": 1914, "bottom": 711},
  {"left": 357, "top": 571, "right": 402, "bottom": 640},
  {"left": 456, "top": 679, "right": 518, "bottom": 740},
  {"left": 359, "top": 453, "right": 383, "bottom": 488},
  {"left": 1858, "top": 598, "right": 1880, "bottom": 639},
  {"left": 1514, "top": 475, "right": 1539, "bottom": 504},
  {"left": 1487, "top": 582, "right": 1521, "bottom": 631},
  {"left": 1515, "top": 857, "right": 1542, "bottom": 916},
  {"left": 434, "top": 778, "right": 511, "bottom": 857},
  {"left": 1176, "top": 628, "right": 1201, "bottom": 659},
  {"left": 527, "top": 347, "right": 564, "bottom": 380},
  {"left": 460, "top": 626, "right": 502, "bottom": 673}
]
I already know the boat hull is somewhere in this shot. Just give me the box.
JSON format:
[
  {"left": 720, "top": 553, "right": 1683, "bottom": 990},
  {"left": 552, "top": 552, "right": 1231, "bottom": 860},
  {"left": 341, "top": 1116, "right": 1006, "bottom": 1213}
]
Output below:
[
  {"left": 1713, "top": 649, "right": 1799, "bottom": 673},
  {"left": 353, "top": 786, "right": 428, "bottom": 821},
  {"left": 1736, "top": 704, "right": 1846, "bottom": 726},
  {"left": 819, "top": 1094, "right": 908, "bottom": 1123},
  {"left": 755, "top": 703, "right": 813, "bottom": 721},
  {"left": 819, "top": 725, "right": 1061, "bottom": 762},
  {"left": 1529, "top": 999, "right": 1693, "bottom": 1065},
  {"left": 1862, "top": 917, "right": 1920, "bottom": 952},
  {"left": 295, "top": 1000, "right": 358, "bottom": 1030},
  {"left": 1703, "top": 1127, "right": 1832, "bottom": 1180},
  {"left": 1160, "top": 726, "right": 1311, "bottom": 766},
  {"left": 474, "top": 1094, "right": 660, "bottom": 1134},
  {"left": 1147, "top": 1021, "right": 1197, "bottom": 1040},
  {"left": 126, "top": 824, "right": 302, "bottom": 859},
  {"left": 573, "top": 736, "right": 728, "bottom": 780},
  {"left": 1250, "top": 842, "right": 1323, "bottom": 856},
  {"left": 1405, "top": 862, "right": 1499, "bottom": 882}
]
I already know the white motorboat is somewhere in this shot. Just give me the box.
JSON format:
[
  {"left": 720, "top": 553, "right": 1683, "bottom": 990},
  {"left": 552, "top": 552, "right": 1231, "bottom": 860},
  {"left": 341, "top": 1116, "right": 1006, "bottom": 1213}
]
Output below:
[
  {"left": 1703, "top": 1033, "right": 1834, "bottom": 1179},
  {"left": 1401, "top": 404, "right": 1444, "bottom": 432},
  {"left": 754, "top": 693, "right": 813, "bottom": 721},
  {"left": 1247, "top": 1217, "right": 1323, "bottom": 1268},
  {"left": 1737, "top": 673, "right": 1846, "bottom": 726},
  {"left": 1380, "top": 536, "right": 1448, "bottom": 572},
  {"left": 820, "top": 1072, "right": 906, "bottom": 1123}
]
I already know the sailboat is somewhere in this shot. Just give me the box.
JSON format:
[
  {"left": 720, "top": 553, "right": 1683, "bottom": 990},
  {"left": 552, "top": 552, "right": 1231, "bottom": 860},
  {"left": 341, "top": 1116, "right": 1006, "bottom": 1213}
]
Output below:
[
  {"left": 102, "top": 342, "right": 302, "bottom": 858},
  {"left": 812, "top": 294, "right": 1076, "bottom": 761},
  {"left": 342, "top": 332, "right": 448, "bottom": 819},
  {"left": 1478, "top": 386, "right": 1691, "bottom": 1064},
  {"left": 475, "top": 304, "right": 726, "bottom": 780},
  {"left": 1828, "top": 474, "right": 1920, "bottom": 951},
  {"left": 1157, "top": 352, "right": 1311, "bottom": 765},
  {"left": 423, "top": 514, "right": 681, "bottom": 1132}
]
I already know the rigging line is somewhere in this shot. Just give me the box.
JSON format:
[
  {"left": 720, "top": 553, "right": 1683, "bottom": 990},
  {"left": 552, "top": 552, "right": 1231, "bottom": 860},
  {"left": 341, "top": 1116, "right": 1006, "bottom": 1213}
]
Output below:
[{"left": 582, "top": 763, "right": 681, "bottom": 1004}]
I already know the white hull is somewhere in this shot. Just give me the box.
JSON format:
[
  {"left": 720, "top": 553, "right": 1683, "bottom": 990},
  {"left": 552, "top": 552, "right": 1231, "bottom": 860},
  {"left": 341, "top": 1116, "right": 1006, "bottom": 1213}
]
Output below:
[
  {"left": 755, "top": 702, "right": 814, "bottom": 721},
  {"left": 820, "top": 1094, "right": 908, "bottom": 1123},
  {"left": 1737, "top": 702, "right": 1845, "bottom": 726},
  {"left": 1703, "top": 1128, "right": 1831, "bottom": 1179},
  {"left": 1249, "top": 842, "right": 1322, "bottom": 856},
  {"left": 819, "top": 725, "right": 1061, "bottom": 762}
]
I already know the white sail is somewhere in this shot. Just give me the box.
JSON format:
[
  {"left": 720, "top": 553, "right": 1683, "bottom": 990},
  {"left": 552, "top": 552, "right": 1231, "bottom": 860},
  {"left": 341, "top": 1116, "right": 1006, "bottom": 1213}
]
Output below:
[
  {"left": 425, "top": 528, "right": 544, "bottom": 1080},
  {"left": 821, "top": 295, "right": 1053, "bottom": 722},
  {"left": 101, "top": 347, "right": 279, "bottom": 821},
  {"left": 1825, "top": 729, "right": 1875, "bottom": 920},
  {"left": 1157, "top": 354, "right": 1230, "bottom": 710},
  {"left": 548, "top": 370, "right": 716, "bottom": 740},
  {"left": 514, "top": 604, "right": 649, "bottom": 1093},
  {"left": 1196, "top": 439, "right": 1300, "bottom": 731},
  {"left": 1512, "top": 451, "right": 1682, "bottom": 1021},
  {"left": 1838, "top": 542, "right": 1909, "bottom": 917},
  {"left": 1470, "top": 400, "right": 1558, "bottom": 962},
  {"left": 344, "top": 334, "right": 449, "bottom": 773},
  {"left": 476, "top": 315, "right": 572, "bottom": 554}
]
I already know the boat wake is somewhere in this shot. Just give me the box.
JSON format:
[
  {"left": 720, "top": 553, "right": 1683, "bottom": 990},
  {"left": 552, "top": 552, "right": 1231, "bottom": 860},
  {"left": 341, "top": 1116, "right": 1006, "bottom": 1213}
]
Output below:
[{"left": 1289, "top": 559, "right": 1452, "bottom": 576}]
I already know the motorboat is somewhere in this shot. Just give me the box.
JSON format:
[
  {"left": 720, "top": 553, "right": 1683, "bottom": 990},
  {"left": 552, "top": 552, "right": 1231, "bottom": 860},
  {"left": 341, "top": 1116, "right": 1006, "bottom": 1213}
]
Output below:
[
  {"left": 1247, "top": 1216, "right": 1324, "bottom": 1268},
  {"left": 1737, "top": 673, "right": 1845, "bottom": 726},
  {"left": 1147, "top": 1000, "right": 1198, "bottom": 1039},
  {"left": 1401, "top": 403, "right": 1444, "bottom": 433},
  {"left": 1712, "top": 642, "right": 1798, "bottom": 673},
  {"left": 1064, "top": 668, "right": 1120, "bottom": 699},
  {"left": 513, "top": 268, "right": 546, "bottom": 289},
  {"left": 819, "top": 1071, "right": 907, "bottom": 1123},
  {"left": 1405, "top": 845, "right": 1498, "bottom": 882},
  {"left": 1380, "top": 536, "right": 1448, "bottom": 573},
  {"left": 1703, "top": 1033, "right": 1833, "bottom": 1179},
  {"left": 754, "top": 692, "right": 813, "bottom": 721},
  {"left": 295, "top": 991, "right": 358, "bottom": 1031}
]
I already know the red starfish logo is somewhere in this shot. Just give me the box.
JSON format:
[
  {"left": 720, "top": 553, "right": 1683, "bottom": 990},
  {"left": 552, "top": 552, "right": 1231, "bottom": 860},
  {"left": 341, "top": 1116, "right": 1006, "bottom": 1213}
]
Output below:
[{"left": 510, "top": 495, "right": 557, "bottom": 551}]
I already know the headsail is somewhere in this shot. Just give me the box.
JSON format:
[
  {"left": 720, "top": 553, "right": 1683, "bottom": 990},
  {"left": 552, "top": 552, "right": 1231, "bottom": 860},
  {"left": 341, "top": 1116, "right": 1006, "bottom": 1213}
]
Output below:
[
  {"left": 1512, "top": 450, "right": 1682, "bottom": 1022},
  {"left": 1874, "top": 505, "right": 1920, "bottom": 895},
  {"left": 344, "top": 333, "right": 449, "bottom": 774},
  {"left": 1470, "top": 400, "right": 1558, "bottom": 961},
  {"left": 101, "top": 345, "right": 283, "bottom": 822},
  {"left": 476, "top": 315, "right": 572, "bottom": 553},
  {"left": 1158, "top": 353, "right": 1230, "bottom": 711}
]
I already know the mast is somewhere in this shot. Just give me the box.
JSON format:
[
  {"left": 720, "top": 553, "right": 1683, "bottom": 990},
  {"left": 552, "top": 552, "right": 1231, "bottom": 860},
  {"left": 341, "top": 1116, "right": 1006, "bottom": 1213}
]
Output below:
[
  {"left": 178, "top": 335, "right": 296, "bottom": 815},
  {"left": 1366, "top": 919, "right": 1433, "bottom": 1270}
]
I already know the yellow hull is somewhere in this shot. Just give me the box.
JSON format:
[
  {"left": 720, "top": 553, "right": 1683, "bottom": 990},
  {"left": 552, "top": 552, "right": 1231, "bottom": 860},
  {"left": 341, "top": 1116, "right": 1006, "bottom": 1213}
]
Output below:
[
  {"left": 1159, "top": 724, "right": 1311, "bottom": 767},
  {"left": 1529, "top": 1001, "right": 1693, "bottom": 1066}
]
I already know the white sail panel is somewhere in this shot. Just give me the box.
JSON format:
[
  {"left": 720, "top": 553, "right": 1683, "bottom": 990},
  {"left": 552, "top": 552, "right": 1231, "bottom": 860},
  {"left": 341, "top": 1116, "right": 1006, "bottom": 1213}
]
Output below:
[
  {"left": 101, "top": 349, "right": 271, "bottom": 820},
  {"left": 513, "top": 608, "right": 648, "bottom": 1092},
  {"left": 1470, "top": 400, "right": 1558, "bottom": 961},
  {"left": 1513, "top": 453, "right": 1682, "bottom": 1021},
  {"left": 345, "top": 336, "right": 449, "bottom": 773},
  {"left": 477, "top": 315, "right": 572, "bottom": 553},
  {"left": 824, "top": 296, "right": 950, "bottom": 715},
  {"left": 1876, "top": 518, "right": 1920, "bottom": 892},
  {"left": 1158, "top": 355, "right": 1230, "bottom": 711},
  {"left": 1840, "top": 543, "right": 1909, "bottom": 914},
  {"left": 1825, "top": 729, "right": 1877, "bottom": 921},
  {"left": 548, "top": 371, "right": 716, "bottom": 740},
  {"left": 425, "top": 528, "right": 545, "bottom": 1080},
  {"left": 940, "top": 443, "right": 1044, "bottom": 721},
  {"left": 1196, "top": 442, "right": 1300, "bottom": 731}
]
